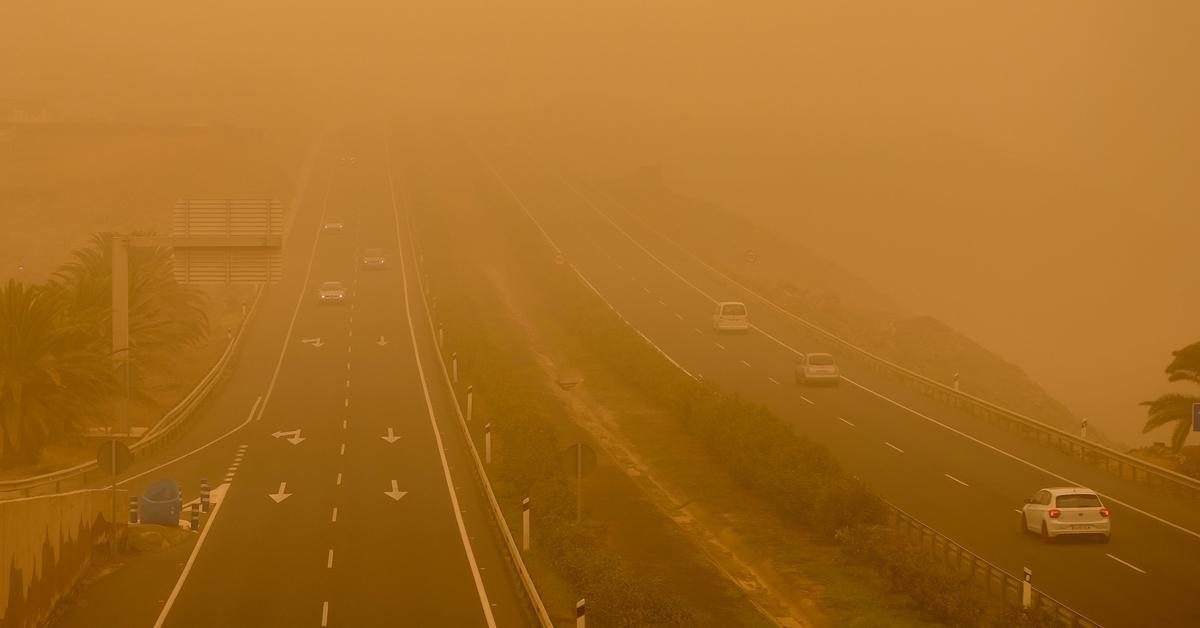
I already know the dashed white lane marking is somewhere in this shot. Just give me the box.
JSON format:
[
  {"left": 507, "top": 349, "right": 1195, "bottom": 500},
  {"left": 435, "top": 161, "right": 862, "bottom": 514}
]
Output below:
[
  {"left": 885, "top": 442, "right": 905, "bottom": 454},
  {"left": 342, "top": 419, "right": 347, "bottom": 430},
  {"left": 321, "top": 601, "right": 329, "bottom": 626},
  {"left": 944, "top": 473, "right": 970, "bottom": 487},
  {"left": 714, "top": 342, "right": 726, "bottom": 350},
  {"left": 340, "top": 443, "right": 346, "bottom": 456},
  {"left": 767, "top": 377, "right": 781, "bottom": 385},
  {"left": 344, "top": 398, "right": 349, "bottom": 408},
  {"left": 657, "top": 299, "right": 667, "bottom": 306},
  {"left": 837, "top": 417, "right": 856, "bottom": 427},
  {"left": 348, "top": 330, "right": 353, "bottom": 338},
  {"left": 227, "top": 465, "right": 238, "bottom": 472},
  {"left": 347, "top": 346, "right": 352, "bottom": 353},
  {"left": 642, "top": 287, "right": 651, "bottom": 294},
  {"left": 693, "top": 328, "right": 703, "bottom": 335},
  {"left": 674, "top": 313, "right": 684, "bottom": 320},
  {"left": 336, "top": 473, "right": 342, "bottom": 486},
  {"left": 331, "top": 507, "right": 338, "bottom": 522},
  {"left": 1106, "top": 554, "right": 1147, "bottom": 574},
  {"left": 345, "top": 380, "right": 350, "bottom": 388},
  {"left": 346, "top": 362, "right": 351, "bottom": 370},
  {"left": 327, "top": 550, "right": 334, "bottom": 569},
  {"left": 1013, "top": 509, "right": 1023, "bottom": 514},
  {"left": 800, "top": 396, "right": 815, "bottom": 405},
  {"left": 739, "top": 359, "right": 752, "bottom": 368}
]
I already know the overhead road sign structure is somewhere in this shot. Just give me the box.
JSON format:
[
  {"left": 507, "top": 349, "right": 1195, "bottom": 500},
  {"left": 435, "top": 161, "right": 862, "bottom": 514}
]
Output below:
[{"left": 168, "top": 198, "right": 285, "bottom": 284}]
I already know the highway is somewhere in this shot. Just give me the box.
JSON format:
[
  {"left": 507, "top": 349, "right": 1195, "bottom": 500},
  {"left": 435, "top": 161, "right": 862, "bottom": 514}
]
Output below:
[
  {"left": 459, "top": 135, "right": 1200, "bottom": 628},
  {"left": 61, "top": 137, "right": 534, "bottom": 627}
]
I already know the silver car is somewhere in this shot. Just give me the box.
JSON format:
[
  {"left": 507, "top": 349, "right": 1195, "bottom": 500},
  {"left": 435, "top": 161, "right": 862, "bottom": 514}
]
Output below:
[
  {"left": 360, "top": 248, "right": 387, "bottom": 269},
  {"left": 318, "top": 281, "right": 347, "bottom": 304},
  {"left": 795, "top": 353, "right": 840, "bottom": 386}
]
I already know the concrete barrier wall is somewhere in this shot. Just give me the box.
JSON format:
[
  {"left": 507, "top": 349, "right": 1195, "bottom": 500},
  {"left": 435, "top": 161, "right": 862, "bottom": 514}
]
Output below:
[{"left": 0, "top": 488, "right": 127, "bottom": 628}]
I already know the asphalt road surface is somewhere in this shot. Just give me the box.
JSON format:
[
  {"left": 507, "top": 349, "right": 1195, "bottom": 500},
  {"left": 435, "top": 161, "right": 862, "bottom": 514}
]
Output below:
[
  {"left": 60, "top": 137, "right": 534, "bottom": 628},
  {"left": 453, "top": 132, "right": 1200, "bottom": 628}
]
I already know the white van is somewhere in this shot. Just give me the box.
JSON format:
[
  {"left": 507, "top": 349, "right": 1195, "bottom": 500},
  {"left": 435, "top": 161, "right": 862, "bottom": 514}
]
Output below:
[{"left": 711, "top": 301, "right": 749, "bottom": 333}]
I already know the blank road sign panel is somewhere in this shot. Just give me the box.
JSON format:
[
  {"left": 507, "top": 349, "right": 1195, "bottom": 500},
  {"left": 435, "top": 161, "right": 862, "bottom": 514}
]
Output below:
[{"left": 172, "top": 199, "right": 284, "bottom": 284}]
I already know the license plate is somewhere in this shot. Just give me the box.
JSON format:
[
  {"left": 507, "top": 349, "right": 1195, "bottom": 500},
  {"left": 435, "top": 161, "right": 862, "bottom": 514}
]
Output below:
[{"left": 1071, "top": 524, "right": 1090, "bottom": 530}]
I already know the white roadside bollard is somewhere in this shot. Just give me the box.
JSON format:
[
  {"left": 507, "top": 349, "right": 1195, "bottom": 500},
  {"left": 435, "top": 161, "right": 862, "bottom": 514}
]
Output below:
[
  {"left": 438, "top": 323, "right": 445, "bottom": 349},
  {"left": 953, "top": 372, "right": 960, "bottom": 391},
  {"left": 485, "top": 423, "right": 492, "bottom": 464},
  {"left": 1022, "top": 567, "right": 1032, "bottom": 609},
  {"left": 576, "top": 599, "right": 586, "bottom": 628},
  {"left": 467, "top": 385, "right": 474, "bottom": 422},
  {"left": 522, "top": 497, "right": 531, "bottom": 551}
]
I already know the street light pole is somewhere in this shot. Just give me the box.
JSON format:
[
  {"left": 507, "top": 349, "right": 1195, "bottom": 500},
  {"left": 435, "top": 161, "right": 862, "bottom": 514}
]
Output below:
[{"left": 111, "top": 235, "right": 131, "bottom": 435}]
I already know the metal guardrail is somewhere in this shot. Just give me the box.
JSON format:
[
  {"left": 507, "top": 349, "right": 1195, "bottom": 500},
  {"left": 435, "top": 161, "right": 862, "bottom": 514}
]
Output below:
[
  {"left": 883, "top": 503, "right": 1101, "bottom": 627},
  {"left": 596, "top": 197, "right": 1200, "bottom": 505},
  {"left": 0, "top": 285, "right": 264, "bottom": 499},
  {"left": 405, "top": 212, "right": 555, "bottom": 628}
]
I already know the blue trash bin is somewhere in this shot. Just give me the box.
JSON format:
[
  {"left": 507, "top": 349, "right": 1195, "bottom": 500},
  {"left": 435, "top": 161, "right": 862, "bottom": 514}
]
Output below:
[{"left": 140, "top": 479, "right": 182, "bottom": 526}]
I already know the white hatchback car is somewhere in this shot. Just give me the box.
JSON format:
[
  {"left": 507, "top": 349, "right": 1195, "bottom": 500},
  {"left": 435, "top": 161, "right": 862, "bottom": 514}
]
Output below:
[
  {"left": 318, "top": 281, "right": 347, "bottom": 304},
  {"left": 711, "top": 301, "right": 749, "bottom": 333},
  {"left": 795, "top": 353, "right": 840, "bottom": 386},
  {"left": 1021, "top": 487, "right": 1110, "bottom": 542}
]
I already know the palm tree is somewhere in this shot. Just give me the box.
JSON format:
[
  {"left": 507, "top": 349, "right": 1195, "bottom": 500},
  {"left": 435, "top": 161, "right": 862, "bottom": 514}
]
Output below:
[
  {"left": 1141, "top": 341, "right": 1200, "bottom": 452},
  {"left": 0, "top": 280, "right": 114, "bottom": 465},
  {"left": 51, "top": 233, "right": 210, "bottom": 393}
]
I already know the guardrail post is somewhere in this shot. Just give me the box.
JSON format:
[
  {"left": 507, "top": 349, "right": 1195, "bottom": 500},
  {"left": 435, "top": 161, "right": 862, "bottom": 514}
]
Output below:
[
  {"left": 190, "top": 503, "right": 200, "bottom": 532},
  {"left": 1022, "top": 567, "right": 1032, "bottom": 609},
  {"left": 522, "top": 497, "right": 531, "bottom": 551},
  {"left": 576, "top": 599, "right": 586, "bottom": 628},
  {"left": 485, "top": 423, "right": 492, "bottom": 464},
  {"left": 466, "top": 385, "right": 474, "bottom": 422},
  {"left": 130, "top": 495, "right": 139, "bottom": 524}
]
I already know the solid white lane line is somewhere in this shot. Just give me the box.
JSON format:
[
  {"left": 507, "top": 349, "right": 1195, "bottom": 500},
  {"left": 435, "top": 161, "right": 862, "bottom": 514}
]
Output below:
[
  {"left": 336, "top": 473, "right": 342, "bottom": 486},
  {"left": 152, "top": 477, "right": 231, "bottom": 628},
  {"left": 389, "top": 141, "right": 498, "bottom": 628},
  {"left": 1106, "top": 554, "right": 1147, "bottom": 574},
  {"left": 714, "top": 342, "right": 726, "bottom": 350},
  {"left": 800, "top": 396, "right": 815, "bottom": 405},
  {"left": 322, "top": 601, "right": 329, "bottom": 626},
  {"left": 944, "top": 473, "right": 969, "bottom": 487},
  {"left": 327, "top": 550, "right": 334, "bottom": 569},
  {"left": 838, "top": 417, "right": 856, "bottom": 427},
  {"left": 767, "top": 377, "right": 781, "bottom": 385},
  {"left": 885, "top": 442, "right": 905, "bottom": 454},
  {"left": 740, "top": 360, "right": 752, "bottom": 368},
  {"left": 331, "top": 507, "right": 338, "bottom": 522}
]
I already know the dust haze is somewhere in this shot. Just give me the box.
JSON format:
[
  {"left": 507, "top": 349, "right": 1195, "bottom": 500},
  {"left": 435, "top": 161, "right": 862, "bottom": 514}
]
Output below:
[{"left": 4, "top": 0, "right": 1197, "bottom": 445}]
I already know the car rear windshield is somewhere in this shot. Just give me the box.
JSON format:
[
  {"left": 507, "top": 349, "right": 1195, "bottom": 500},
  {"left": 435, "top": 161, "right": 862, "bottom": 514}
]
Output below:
[
  {"left": 808, "top": 354, "right": 835, "bottom": 366},
  {"left": 321, "top": 282, "right": 343, "bottom": 290},
  {"left": 721, "top": 304, "right": 746, "bottom": 316},
  {"left": 1055, "top": 494, "right": 1102, "bottom": 508}
]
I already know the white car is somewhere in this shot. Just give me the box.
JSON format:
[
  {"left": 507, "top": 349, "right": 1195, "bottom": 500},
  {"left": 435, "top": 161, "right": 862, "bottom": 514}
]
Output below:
[
  {"left": 711, "top": 301, "right": 749, "bottom": 333},
  {"left": 795, "top": 353, "right": 840, "bottom": 386},
  {"left": 323, "top": 219, "right": 345, "bottom": 233},
  {"left": 1021, "top": 487, "right": 1110, "bottom": 542},
  {"left": 318, "top": 281, "right": 347, "bottom": 304}
]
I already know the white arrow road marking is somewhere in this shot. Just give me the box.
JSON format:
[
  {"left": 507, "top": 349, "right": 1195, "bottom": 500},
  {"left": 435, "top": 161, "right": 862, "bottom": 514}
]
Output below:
[
  {"left": 1106, "top": 554, "right": 1147, "bottom": 574},
  {"left": 300, "top": 337, "right": 324, "bottom": 348},
  {"left": 384, "top": 480, "right": 408, "bottom": 501},
  {"left": 381, "top": 428, "right": 402, "bottom": 444},
  {"left": 376, "top": 336, "right": 389, "bottom": 346},
  {"left": 268, "top": 482, "right": 291, "bottom": 503},
  {"left": 271, "top": 429, "right": 305, "bottom": 445}
]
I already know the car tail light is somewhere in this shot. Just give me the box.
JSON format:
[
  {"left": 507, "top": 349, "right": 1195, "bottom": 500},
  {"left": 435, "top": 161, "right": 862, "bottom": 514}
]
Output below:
[
  {"left": 1048, "top": 509, "right": 1061, "bottom": 519},
  {"left": 1099, "top": 508, "right": 1110, "bottom": 518}
]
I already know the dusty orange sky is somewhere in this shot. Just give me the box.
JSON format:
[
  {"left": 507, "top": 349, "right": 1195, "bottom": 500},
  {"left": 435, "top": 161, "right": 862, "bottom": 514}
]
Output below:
[{"left": 3, "top": 1, "right": 1196, "bottom": 445}]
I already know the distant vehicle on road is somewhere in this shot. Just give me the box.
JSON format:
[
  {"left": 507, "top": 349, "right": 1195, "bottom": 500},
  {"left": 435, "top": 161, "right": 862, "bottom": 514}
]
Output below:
[
  {"left": 795, "top": 353, "right": 840, "bottom": 385},
  {"left": 318, "top": 281, "right": 347, "bottom": 304},
  {"left": 323, "top": 218, "right": 345, "bottom": 233},
  {"left": 711, "top": 301, "right": 749, "bottom": 333},
  {"left": 360, "top": 248, "right": 387, "bottom": 269},
  {"left": 1021, "top": 487, "right": 1110, "bottom": 542},
  {"left": 338, "top": 155, "right": 357, "bottom": 165}
]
